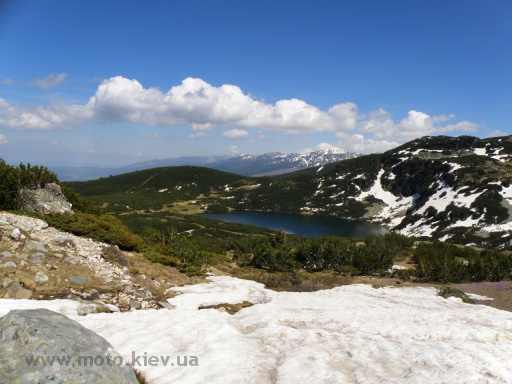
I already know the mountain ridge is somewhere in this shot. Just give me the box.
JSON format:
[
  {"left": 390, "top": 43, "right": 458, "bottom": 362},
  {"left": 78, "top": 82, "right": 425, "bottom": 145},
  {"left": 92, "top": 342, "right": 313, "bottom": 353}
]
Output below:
[
  {"left": 51, "top": 147, "right": 360, "bottom": 181},
  {"left": 67, "top": 135, "right": 512, "bottom": 248}
]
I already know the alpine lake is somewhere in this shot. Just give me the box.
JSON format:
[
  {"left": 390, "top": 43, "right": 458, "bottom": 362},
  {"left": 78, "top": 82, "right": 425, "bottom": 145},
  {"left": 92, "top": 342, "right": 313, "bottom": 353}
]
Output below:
[{"left": 200, "top": 211, "right": 388, "bottom": 239}]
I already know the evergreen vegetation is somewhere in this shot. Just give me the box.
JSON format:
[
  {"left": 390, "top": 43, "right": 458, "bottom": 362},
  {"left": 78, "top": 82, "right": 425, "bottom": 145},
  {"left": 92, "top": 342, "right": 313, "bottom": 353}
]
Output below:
[
  {"left": 413, "top": 241, "right": 512, "bottom": 283},
  {"left": 0, "top": 162, "right": 59, "bottom": 209}
]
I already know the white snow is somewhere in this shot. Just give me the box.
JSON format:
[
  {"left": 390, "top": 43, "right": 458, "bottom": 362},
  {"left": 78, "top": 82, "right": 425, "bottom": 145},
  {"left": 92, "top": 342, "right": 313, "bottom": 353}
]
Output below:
[
  {"left": 500, "top": 184, "right": 512, "bottom": 200},
  {"left": 2, "top": 276, "right": 512, "bottom": 383},
  {"left": 355, "top": 169, "right": 416, "bottom": 226},
  {"left": 416, "top": 180, "right": 482, "bottom": 216},
  {"left": 489, "top": 147, "right": 509, "bottom": 162},
  {"left": 466, "top": 293, "right": 494, "bottom": 301},
  {"left": 447, "top": 162, "right": 462, "bottom": 171},
  {"left": 473, "top": 148, "right": 487, "bottom": 156},
  {"left": 356, "top": 170, "right": 398, "bottom": 206}
]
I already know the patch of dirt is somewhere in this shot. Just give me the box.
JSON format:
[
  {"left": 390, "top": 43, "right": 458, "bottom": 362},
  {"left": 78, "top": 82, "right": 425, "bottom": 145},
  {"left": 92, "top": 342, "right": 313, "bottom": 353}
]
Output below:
[{"left": 199, "top": 301, "right": 254, "bottom": 314}]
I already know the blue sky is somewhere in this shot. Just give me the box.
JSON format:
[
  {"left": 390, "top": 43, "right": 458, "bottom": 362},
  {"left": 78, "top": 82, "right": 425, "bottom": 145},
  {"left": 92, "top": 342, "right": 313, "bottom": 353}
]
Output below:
[{"left": 0, "top": 0, "right": 511, "bottom": 167}]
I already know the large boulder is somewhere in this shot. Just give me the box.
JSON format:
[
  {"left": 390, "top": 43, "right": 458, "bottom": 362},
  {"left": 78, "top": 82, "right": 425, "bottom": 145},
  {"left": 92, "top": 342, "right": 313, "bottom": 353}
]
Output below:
[
  {"left": 19, "top": 183, "right": 73, "bottom": 214},
  {"left": 0, "top": 308, "right": 138, "bottom": 384}
]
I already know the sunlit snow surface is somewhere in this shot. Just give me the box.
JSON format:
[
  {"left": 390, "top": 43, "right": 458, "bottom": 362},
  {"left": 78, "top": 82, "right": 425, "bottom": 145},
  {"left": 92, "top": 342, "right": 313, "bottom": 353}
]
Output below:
[{"left": 2, "top": 276, "right": 512, "bottom": 383}]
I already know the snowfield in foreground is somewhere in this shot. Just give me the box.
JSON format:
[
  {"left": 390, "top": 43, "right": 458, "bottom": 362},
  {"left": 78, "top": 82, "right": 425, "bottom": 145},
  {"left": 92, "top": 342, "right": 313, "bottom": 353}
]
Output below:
[{"left": 2, "top": 276, "right": 512, "bottom": 383}]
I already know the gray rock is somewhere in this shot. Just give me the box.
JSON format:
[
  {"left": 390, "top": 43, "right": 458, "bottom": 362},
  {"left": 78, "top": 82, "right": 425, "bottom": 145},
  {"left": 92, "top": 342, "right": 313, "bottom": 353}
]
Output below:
[
  {"left": 30, "top": 252, "right": 46, "bottom": 264},
  {"left": 16, "top": 222, "right": 33, "bottom": 233},
  {"left": 7, "top": 285, "right": 21, "bottom": 293},
  {"left": 77, "top": 304, "right": 98, "bottom": 316},
  {"left": 0, "top": 309, "right": 138, "bottom": 384},
  {"left": 19, "top": 183, "right": 73, "bottom": 215},
  {"left": 15, "top": 288, "right": 33, "bottom": 299},
  {"left": 2, "top": 278, "right": 13, "bottom": 288},
  {"left": 129, "top": 300, "right": 141, "bottom": 310},
  {"left": 10, "top": 228, "right": 20, "bottom": 240},
  {"left": 64, "top": 257, "right": 77, "bottom": 265},
  {"left": 69, "top": 276, "right": 88, "bottom": 285},
  {"left": 53, "top": 252, "right": 64, "bottom": 259},
  {"left": 105, "top": 304, "right": 120, "bottom": 313},
  {"left": 24, "top": 239, "right": 48, "bottom": 253},
  {"left": 157, "top": 301, "right": 176, "bottom": 310},
  {"left": 1, "top": 261, "right": 17, "bottom": 268},
  {"left": 54, "top": 236, "right": 68, "bottom": 244},
  {"left": 0, "top": 251, "right": 12, "bottom": 258},
  {"left": 35, "top": 273, "right": 49, "bottom": 285}
]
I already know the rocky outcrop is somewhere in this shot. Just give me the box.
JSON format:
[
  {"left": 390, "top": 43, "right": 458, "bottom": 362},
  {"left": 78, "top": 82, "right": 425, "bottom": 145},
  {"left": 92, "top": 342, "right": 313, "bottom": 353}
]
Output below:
[
  {"left": 0, "top": 211, "right": 199, "bottom": 312},
  {"left": 0, "top": 308, "right": 138, "bottom": 383},
  {"left": 18, "top": 183, "right": 73, "bottom": 214}
]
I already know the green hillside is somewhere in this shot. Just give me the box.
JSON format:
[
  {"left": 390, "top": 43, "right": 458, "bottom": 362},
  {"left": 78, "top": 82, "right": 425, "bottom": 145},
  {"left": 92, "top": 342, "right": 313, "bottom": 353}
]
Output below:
[{"left": 65, "top": 135, "right": 512, "bottom": 249}]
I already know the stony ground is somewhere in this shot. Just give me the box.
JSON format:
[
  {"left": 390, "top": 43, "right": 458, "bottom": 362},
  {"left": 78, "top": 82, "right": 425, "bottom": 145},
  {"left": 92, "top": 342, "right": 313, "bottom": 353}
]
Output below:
[
  {"left": 2, "top": 210, "right": 512, "bottom": 317},
  {"left": 0, "top": 211, "right": 203, "bottom": 314}
]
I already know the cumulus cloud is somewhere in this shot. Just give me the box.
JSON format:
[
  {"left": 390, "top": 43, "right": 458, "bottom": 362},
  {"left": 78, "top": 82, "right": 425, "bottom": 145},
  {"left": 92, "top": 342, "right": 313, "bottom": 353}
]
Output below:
[
  {"left": 30, "top": 73, "right": 68, "bottom": 89},
  {"left": 341, "top": 134, "right": 399, "bottom": 154},
  {"left": 191, "top": 123, "right": 213, "bottom": 131},
  {"left": 357, "top": 109, "right": 478, "bottom": 142},
  {"left": 300, "top": 142, "right": 339, "bottom": 154},
  {"left": 222, "top": 129, "right": 249, "bottom": 139},
  {"left": 82, "top": 77, "right": 358, "bottom": 133},
  {"left": 487, "top": 130, "right": 508, "bottom": 138},
  {"left": 188, "top": 132, "right": 211, "bottom": 139},
  {"left": 0, "top": 76, "right": 482, "bottom": 154},
  {"left": 0, "top": 134, "right": 7, "bottom": 144},
  {"left": 0, "top": 98, "right": 91, "bottom": 130}
]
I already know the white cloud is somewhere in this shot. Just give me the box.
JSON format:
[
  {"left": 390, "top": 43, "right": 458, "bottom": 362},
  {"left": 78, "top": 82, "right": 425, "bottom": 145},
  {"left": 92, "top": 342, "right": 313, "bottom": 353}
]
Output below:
[
  {"left": 3, "top": 78, "right": 18, "bottom": 86},
  {"left": 188, "top": 132, "right": 211, "bottom": 139},
  {"left": 300, "top": 142, "right": 338, "bottom": 154},
  {"left": 191, "top": 123, "right": 213, "bottom": 131},
  {"left": 249, "top": 132, "right": 266, "bottom": 143},
  {"left": 143, "top": 133, "right": 160, "bottom": 139},
  {"left": 0, "top": 98, "right": 91, "bottom": 130},
  {"left": 0, "top": 76, "right": 482, "bottom": 155},
  {"left": 0, "top": 134, "right": 7, "bottom": 144},
  {"left": 487, "top": 130, "right": 508, "bottom": 138},
  {"left": 335, "top": 132, "right": 399, "bottom": 154},
  {"left": 84, "top": 77, "right": 358, "bottom": 133},
  {"left": 230, "top": 145, "right": 240, "bottom": 154},
  {"left": 222, "top": 129, "right": 249, "bottom": 139},
  {"left": 30, "top": 73, "right": 68, "bottom": 89},
  {"left": 357, "top": 109, "right": 478, "bottom": 142}
]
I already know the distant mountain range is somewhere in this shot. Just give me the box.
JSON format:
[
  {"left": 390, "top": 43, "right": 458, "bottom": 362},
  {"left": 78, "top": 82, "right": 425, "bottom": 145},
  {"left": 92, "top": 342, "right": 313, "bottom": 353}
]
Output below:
[
  {"left": 68, "top": 134, "right": 512, "bottom": 249},
  {"left": 51, "top": 148, "right": 361, "bottom": 181}
]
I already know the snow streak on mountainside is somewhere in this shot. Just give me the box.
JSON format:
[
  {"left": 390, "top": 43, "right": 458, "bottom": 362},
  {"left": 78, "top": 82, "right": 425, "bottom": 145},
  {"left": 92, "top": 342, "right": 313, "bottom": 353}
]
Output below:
[
  {"left": 208, "top": 147, "right": 361, "bottom": 176},
  {"left": 51, "top": 148, "right": 359, "bottom": 180},
  {"left": 302, "top": 135, "right": 512, "bottom": 247}
]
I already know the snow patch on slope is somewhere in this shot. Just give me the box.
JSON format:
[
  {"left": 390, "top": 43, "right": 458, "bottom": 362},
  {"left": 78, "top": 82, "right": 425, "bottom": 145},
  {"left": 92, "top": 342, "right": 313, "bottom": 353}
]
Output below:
[
  {"left": 1, "top": 276, "right": 512, "bottom": 383},
  {"left": 356, "top": 169, "right": 417, "bottom": 226}
]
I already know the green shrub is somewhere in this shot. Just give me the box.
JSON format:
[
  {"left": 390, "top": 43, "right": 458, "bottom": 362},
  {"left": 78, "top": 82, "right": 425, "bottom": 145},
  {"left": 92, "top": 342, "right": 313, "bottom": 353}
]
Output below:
[
  {"left": 143, "top": 250, "right": 180, "bottom": 267},
  {"left": 101, "top": 245, "right": 129, "bottom": 267},
  {"left": 438, "top": 287, "right": 474, "bottom": 304},
  {"left": 45, "top": 212, "right": 142, "bottom": 251}
]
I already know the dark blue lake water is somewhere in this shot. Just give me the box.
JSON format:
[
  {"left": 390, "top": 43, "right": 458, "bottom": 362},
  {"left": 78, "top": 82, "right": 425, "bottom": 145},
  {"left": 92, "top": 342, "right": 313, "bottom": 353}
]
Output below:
[{"left": 199, "top": 211, "right": 387, "bottom": 239}]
